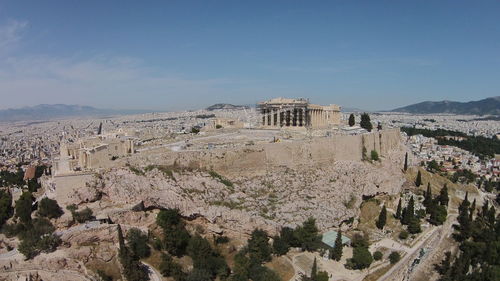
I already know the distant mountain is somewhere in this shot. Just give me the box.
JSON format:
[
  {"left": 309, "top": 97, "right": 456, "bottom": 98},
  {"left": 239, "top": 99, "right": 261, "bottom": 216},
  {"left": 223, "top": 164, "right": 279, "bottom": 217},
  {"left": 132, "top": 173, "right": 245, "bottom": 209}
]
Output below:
[
  {"left": 206, "top": 103, "right": 250, "bottom": 111},
  {"left": 391, "top": 96, "right": 500, "bottom": 115},
  {"left": 0, "top": 104, "right": 151, "bottom": 122}
]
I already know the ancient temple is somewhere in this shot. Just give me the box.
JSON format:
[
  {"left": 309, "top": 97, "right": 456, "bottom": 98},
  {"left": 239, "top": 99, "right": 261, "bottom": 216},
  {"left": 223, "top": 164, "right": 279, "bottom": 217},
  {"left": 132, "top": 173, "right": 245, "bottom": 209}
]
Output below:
[{"left": 257, "top": 98, "right": 341, "bottom": 129}]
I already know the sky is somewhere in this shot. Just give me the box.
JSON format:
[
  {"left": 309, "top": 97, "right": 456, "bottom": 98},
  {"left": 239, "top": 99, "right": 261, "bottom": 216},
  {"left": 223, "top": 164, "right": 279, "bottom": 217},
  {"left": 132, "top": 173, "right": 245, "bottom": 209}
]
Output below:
[{"left": 0, "top": 0, "right": 499, "bottom": 111}]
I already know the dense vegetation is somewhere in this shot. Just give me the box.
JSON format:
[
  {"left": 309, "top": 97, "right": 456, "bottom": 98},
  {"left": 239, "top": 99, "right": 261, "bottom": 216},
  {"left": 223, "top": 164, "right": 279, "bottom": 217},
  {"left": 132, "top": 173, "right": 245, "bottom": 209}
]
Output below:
[
  {"left": 435, "top": 194, "right": 499, "bottom": 280},
  {"left": 2, "top": 192, "right": 62, "bottom": 259},
  {"left": 401, "top": 127, "right": 500, "bottom": 159}
]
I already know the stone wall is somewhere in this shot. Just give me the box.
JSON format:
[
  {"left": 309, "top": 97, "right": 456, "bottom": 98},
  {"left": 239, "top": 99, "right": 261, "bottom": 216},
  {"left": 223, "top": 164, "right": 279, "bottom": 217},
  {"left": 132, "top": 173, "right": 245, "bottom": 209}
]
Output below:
[{"left": 128, "top": 129, "right": 402, "bottom": 176}]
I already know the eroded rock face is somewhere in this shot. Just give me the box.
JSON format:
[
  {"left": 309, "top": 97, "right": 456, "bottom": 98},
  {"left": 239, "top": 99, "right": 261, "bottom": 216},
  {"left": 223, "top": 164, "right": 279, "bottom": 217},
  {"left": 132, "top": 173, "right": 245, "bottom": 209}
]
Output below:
[{"left": 75, "top": 146, "right": 406, "bottom": 235}]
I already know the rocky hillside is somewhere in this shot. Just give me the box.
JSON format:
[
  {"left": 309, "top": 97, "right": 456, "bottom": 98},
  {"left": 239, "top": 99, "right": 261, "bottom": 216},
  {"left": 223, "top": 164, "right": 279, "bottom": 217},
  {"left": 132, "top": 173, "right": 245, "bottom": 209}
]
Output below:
[{"left": 72, "top": 146, "right": 406, "bottom": 235}]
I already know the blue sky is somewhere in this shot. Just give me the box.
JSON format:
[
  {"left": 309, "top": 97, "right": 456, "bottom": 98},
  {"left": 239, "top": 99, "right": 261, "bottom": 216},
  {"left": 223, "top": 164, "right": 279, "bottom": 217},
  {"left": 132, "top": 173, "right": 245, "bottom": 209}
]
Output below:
[{"left": 0, "top": 0, "right": 499, "bottom": 111}]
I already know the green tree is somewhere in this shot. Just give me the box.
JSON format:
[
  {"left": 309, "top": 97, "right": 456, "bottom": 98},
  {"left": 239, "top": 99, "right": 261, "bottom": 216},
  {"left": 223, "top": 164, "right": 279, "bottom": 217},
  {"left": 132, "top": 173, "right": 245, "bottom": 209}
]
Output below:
[
  {"left": 159, "top": 253, "right": 186, "bottom": 281},
  {"left": 350, "top": 246, "right": 373, "bottom": 269},
  {"left": 389, "top": 252, "right": 401, "bottom": 264},
  {"left": 126, "top": 228, "right": 151, "bottom": 258},
  {"left": 429, "top": 204, "right": 447, "bottom": 226},
  {"left": 424, "top": 183, "right": 432, "bottom": 208},
  {"left": 311, "top": 257, "right": 317, "bottom": 280},
  {"left": 373, "top": 251, "right": 383, "bottom": 261},
  {"left": 395, "top": 198, "right": 402, "bottom": 219},
  {"left": 272, "top": 235, "right": 289, "bottom": 256},
  {"left": 157, "top": 209, "right": 190, "bottom": 257},
  {"left": 294, "top": 217, "right": 321, "bottom": 251},
  {"left": 415, "top": 170, "right": 422, "bottom": 187},
  {"left": 360, "top": 113, "right": 373, "bottom": 132},
  {"left": 370, "top": 150, "right": 379, "bottom": 161},
  {"left": 15, "top": 192, "right": 33, "bottom": 224},
  {"left": 331, "top": 230, "right": 343, "bottom": 261},
  {"left": 0, "top": 189, "right": 13, "bottom": 227},
  {"left": 398, "top": 230, "right": 409, "bottom": 240},
  {"left": 408, "top": 217, "right": 421, "bottom": 234},
  {"left": 248, "top": 229, "right": 272, "bottom": 263},
  {"left": 37, "top": 198, "right": 63, "bottom": 219},
  {"left": 404, "top": 152, "right": 408, "bottom": 172},
  {"left": 437, "top": 184, "right": 449, "bottom": 207},
  {"left": 348, "top": 114, "right": 355, "bottom": 127},
  {"left": 376, "top": 205, "right": 387, "bottom": 230}
]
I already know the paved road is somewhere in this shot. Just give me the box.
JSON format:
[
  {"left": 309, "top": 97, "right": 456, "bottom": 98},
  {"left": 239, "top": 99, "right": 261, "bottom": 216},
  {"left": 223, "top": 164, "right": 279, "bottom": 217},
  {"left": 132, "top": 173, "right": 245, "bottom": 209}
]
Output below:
[{"left": 142, "top": 261, "right": 163, "bottom": 281}]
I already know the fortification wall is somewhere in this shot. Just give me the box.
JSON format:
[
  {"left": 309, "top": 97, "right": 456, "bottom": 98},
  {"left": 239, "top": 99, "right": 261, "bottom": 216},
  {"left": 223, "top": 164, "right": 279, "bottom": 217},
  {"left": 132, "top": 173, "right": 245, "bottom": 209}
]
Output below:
[{"left": 127, "top": 128, "right": 402, "bottom": 176}]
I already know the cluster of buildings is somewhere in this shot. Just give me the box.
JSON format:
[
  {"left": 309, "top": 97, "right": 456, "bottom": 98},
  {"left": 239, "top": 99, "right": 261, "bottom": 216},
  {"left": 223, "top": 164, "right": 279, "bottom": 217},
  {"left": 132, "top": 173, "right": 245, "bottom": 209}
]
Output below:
[
  {"left": 405, "top": 133, "right": 498, "bottom": 180},
  {"left": 372, "top": 113, "right": 500, "bottom": 138}
]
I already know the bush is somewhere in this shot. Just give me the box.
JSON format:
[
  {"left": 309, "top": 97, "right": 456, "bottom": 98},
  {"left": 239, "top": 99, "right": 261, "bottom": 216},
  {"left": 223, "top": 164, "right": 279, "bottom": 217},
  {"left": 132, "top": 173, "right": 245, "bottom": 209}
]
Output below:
[
  {"left": 389, "top": 251, "right": 401, "bottom": 264},
  {"left": 215, "top": 124, "right": 223, "bottom": 129},
  {"left": 373, "top": 251, "right": 383, "bottom": 261},
  {"left": 371, "top": 150, "right": 379, "bottom": 161},
  {"left": 73, "top": 207, "right": 93, "bottom": 223},
  {"left": 215, "top": 236, "right": 229, "bottom": 244},
  {"left": 0, "top": 189, "right": 13, "bottom": 227},
  {"left": 37, "top": 198, "right": 63, "bottom": 219},
  {"left": 399, "top": 231, "right": 409, "bottom": 240}
]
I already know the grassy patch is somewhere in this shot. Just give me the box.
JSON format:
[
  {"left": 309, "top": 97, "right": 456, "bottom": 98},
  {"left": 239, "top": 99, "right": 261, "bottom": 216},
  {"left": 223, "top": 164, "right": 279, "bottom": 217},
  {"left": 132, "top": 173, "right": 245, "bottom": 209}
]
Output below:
[
  {"left": 209, "top": 200, "right": 244, "bottom": 210},
  {"left": 265, "top": 256, "right": 295, "bottom": 281},
  {"left": 209, "top": 171, "right": 234, "bottom": 189},
  {"left": 128, "top": 166, "right": 145, "bottom": 176},
  {"left": 363, "top": 264, "right": 393, "bottom": 281}
]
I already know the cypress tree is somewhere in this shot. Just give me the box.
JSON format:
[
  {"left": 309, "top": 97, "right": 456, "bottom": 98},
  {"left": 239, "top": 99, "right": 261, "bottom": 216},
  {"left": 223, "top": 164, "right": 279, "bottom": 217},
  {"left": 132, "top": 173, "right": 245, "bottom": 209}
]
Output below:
[
  {"left": 331, "top": 230, "right": 343, "bottom": 261},
  {"left": 438, "top": 184, "right": 449, "bottom": 207},
  {"left": 348, "top": 114, "right": 355, "bottom": 127},
  {"left": 415, "top": 171, "right": 422, "bottom": 187},
  {"left": 311, "top": 257, "right": 317, "bottom": 280},
  {"left": 469, "top": 199, "right": 476, "bottom": 221},
  {"left": 376, "top": 205, "right": 387, "bottom": 230},
  {"left": 424, "top": 183, "right": 432, "bottom": 208},
  {"left": 404, "top": 152, "right": 408, "bottom": 172},
  {"left": 395, "top": 198, "right": 402, "bottom": 219}
]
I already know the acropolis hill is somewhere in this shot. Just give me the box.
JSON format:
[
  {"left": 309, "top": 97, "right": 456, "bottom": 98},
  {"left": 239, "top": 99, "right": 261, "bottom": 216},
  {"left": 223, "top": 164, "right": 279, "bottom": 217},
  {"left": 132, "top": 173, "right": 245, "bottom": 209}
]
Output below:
[{"left": 44, "top": 98, "right": 406, "bottom": 233}]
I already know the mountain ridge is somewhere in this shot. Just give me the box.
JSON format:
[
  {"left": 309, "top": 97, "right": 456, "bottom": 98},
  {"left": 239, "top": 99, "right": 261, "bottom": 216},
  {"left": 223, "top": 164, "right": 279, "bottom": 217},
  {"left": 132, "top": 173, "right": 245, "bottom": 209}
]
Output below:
[
  {"left": 0, "top": 104, "right": 151, "bottom": 122},
  {"left": 391, "top": 96, "right": 500, "bottom": 115}
]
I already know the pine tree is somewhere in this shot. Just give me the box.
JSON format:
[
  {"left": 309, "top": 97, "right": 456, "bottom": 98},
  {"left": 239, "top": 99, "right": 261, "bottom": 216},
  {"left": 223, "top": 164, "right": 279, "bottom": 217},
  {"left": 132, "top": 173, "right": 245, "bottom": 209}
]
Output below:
[
  {"left": 331, "top": 230, "right": 343, "bottom": 261},
  {"left": 404, "top": 152, "right": 408, "bottom": 172},
  {"left": 348, "top": 114, "right": 355, "bottom": 127},
  {"left": 376, "top": 205, "right": 387, "bottom": 230},
  {"left": 311, "top": 257, "right": 317, "bottom": 280},
  {"left": 415, "top": 171, "right": 422, "bottom": 187},
  {"left": 395, "top": 198, "right": 402, "bottom": 219},
  {"left": 359, "top": 113, "right": 373, "bottom": 132},
  {"left": 424, "top": 183, "right": 432, "bottom": 208}
]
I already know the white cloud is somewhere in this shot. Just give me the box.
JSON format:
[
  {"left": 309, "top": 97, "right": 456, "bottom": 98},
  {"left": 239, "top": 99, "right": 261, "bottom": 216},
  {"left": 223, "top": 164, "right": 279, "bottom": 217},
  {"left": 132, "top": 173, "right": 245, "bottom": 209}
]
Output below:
[{"left": 0, "top": 20, "right": 28, "bottom": 53}]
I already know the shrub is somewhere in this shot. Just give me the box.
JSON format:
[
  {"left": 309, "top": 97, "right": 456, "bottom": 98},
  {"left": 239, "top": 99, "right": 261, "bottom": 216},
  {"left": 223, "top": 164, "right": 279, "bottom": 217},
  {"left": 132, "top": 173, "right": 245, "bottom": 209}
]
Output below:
[
  {"left": 399, "top": 231, "right": 409, "bottom": 240},
  {"left": 371, "top": 150, "right": 379, "bottom": 161},
  {"left": 37, "top": 198, "right": 63, "bottom": 219},
  {"left": 373, "top": 251, "right": 383, "bottom": 261},
  {"left": 350, "top": 246, "right": 373, "bottom": 269}
]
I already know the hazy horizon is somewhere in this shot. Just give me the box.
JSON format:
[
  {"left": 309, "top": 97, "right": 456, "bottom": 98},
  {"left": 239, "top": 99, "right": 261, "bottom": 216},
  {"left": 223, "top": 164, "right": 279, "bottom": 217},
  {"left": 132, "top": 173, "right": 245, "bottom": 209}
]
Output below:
[{"left": 1, "top": 1, "right": 499, "bottom": 111}]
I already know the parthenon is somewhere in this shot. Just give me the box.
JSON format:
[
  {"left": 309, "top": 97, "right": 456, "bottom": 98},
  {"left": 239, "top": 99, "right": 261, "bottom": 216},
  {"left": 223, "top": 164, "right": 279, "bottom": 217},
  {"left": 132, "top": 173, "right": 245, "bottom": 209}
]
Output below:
[{"left": 257, "top": 97, "right": 341, "bottom": 129}]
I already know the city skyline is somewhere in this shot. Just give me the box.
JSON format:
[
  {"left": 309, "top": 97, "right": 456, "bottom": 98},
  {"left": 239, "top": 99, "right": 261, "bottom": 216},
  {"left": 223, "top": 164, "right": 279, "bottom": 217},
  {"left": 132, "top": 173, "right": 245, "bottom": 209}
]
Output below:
[{"left": 0, "top": 0, "right": 499, "bottom": 111}]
